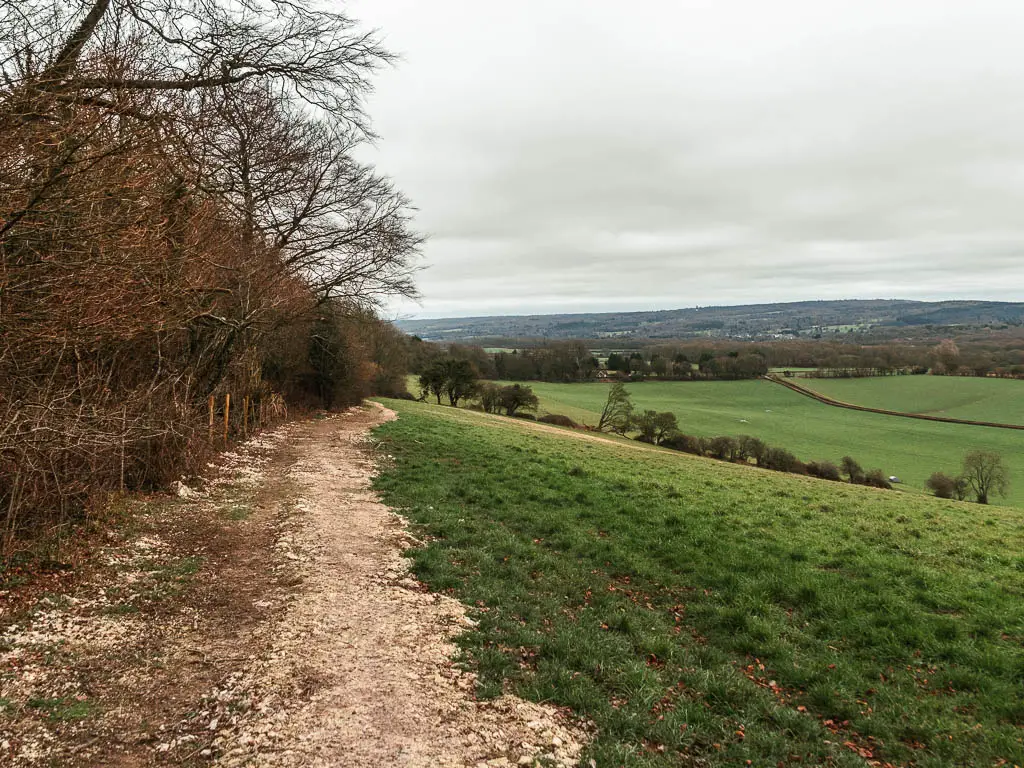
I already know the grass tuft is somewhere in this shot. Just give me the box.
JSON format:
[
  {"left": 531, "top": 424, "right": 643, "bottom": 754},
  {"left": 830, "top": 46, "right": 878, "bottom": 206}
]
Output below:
[{"left": 27, "top": 697, "right": 96, "bottom": 721}]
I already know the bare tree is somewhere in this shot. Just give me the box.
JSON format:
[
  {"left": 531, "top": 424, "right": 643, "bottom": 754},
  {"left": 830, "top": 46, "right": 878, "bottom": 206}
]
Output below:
[
  {"left": 840, "top": 456, "right": 864, "bottom": 484},
  {"left": 1, "top": 0, "right": 399, "bottom": 245},
  {"left": 0, "top": 1, "right": 421, "bottom": 555},
  {"left": 181, "top": 85, "right": 420, "bottom": 306},
  {"left": 925, "top": 472, "right": 957, "bottom": 499},
  {"left": 1, "top": 0, "right": 390, "bottom": 123},
  {"left": 597, "top": 383, "right": 633, "bottom": 434},
  {"left": 961, "top": 451, "right": 1009, "bottom": 505}
]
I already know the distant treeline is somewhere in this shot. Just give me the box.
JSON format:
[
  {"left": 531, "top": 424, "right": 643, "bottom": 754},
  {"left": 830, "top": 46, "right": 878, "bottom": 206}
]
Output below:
[
  {"left": 398, "top": 299, "right": 1024, "bottom": 343},
  {"left": 408, "top": 336, "right": 1024, "bottom": 382}
]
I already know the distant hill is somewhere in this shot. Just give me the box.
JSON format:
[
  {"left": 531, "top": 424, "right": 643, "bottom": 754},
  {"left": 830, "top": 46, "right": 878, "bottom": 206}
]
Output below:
[{"left": 397, "top": 299, "right": 1024, "bottom": 342}]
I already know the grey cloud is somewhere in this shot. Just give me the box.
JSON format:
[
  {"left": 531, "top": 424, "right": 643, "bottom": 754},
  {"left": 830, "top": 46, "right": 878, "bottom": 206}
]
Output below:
[{"left": 350, "top": 0, "right": 1024, "bottom": 317}]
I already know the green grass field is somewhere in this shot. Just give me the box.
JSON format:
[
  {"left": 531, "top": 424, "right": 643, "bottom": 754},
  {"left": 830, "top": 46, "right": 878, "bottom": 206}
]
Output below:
[
  {"left": 373, "top": 399, "right": 1024, "bottom": 767},
  {"left": 507, "top": 379, "right": 1024, "bottom": 508},
  {"left": 795, "top": 375, "right": 1024, "bottom": 425}
]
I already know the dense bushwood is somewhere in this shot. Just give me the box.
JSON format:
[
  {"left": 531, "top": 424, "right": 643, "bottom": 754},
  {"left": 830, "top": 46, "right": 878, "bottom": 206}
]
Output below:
[{"left": 0, "top": 1, "right": 419, "bottom": 556}]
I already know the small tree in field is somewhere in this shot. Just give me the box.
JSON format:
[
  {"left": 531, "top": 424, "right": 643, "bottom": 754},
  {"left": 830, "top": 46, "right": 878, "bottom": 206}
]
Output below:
[
  {"left": 597, "top": 383, "right": 634, "bottom": 434},
  {"left": 499, "top": 384, "right": 539, "bottom": 417},
  {"left": 631, "top": 410, "right": 676, "bottom": 444},
  {"left": 476, "top": 383, "right": 503, "bottom": 413},
  {"left": 961, "top": 450, "right": 1009, "bottom": 505},
  {"left": 863, "top": 469, "right": 892, "bottom": 490},
  {"left": 419, "top": 357, "right": 478, "bottom": 406},
  {"left": 926, "top": 472, "right": 955, "bottom": 498},
  {"left": 738, "top": 435, "right": 768, "bottom": 466},
  {"left": 419, "top": 361, "right": 447, "bottom": 404},
  {"left": 806, "top": 461, "right": 842, "bottom": 481},
  {"left": 707, "top": 436, "right": 739, "bottom": 461},
  {"left": 443, "top": 359, "right": 479, "bottom": 407},
  {"left": 633, "top": 410, "right": 659, "bottom": 443},
  {"left": 763, "top": 447, "right": 800, "bottom": 472},
  {"left": 840, "top": 456, "right": 864, "bottom": 484},
  {"left": 652, "top": 412, "right": 679, "bottom": 445}
]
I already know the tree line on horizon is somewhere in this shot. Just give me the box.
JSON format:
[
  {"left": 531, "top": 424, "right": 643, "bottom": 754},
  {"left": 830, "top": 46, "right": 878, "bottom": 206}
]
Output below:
[{"left": 408, "top": 335, "right": 1024, "bottom": 384}]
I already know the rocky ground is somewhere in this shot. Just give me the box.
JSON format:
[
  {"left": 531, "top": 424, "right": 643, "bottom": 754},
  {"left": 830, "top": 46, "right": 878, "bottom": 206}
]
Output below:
[{"left": 0, "top": 404, "right": 588, "bottom": 767}]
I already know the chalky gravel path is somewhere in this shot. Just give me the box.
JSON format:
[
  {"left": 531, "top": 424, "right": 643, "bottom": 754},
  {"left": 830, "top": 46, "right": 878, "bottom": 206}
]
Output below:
[{"left": 211, "top": 404, "right": 586, "bottom": 768}]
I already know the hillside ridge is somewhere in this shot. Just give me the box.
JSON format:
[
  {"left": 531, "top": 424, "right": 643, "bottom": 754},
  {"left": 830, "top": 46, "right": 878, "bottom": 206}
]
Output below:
[{"left": 399, "top": 298, "right": 1024, "bottom": 341}]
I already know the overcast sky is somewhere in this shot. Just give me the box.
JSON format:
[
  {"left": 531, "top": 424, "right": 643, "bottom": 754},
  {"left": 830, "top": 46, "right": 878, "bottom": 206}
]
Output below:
[{"left": 349, "top": 0, "right": 1024, "bottom": 319}]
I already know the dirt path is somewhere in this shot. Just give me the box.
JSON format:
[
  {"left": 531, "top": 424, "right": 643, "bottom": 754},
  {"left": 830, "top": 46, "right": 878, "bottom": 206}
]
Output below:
[
  {"left": 1, "top": 405, "right": 587, "bottom": 767},
  {"left": 209, "top": 404, "right": 586, "bottom": 767}
]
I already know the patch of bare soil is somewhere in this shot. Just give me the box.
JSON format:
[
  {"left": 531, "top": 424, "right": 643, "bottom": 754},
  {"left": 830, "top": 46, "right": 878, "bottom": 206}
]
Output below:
[
  {"left": 0, "top": 420, "right": 302, "bottom": 766},
  {"left": 0, "top": 404, "right": 588, "bottom": 767}
]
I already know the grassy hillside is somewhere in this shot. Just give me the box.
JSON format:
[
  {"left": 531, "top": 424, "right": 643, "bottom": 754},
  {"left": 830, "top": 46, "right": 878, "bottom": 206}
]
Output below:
[
  {"left": 511, "top": 379, "right": 1024, "bottom": 507},
  {"left": 372, "top": 400, "right": 1024, "bottom": 767},
  {"left": 796, "top": 376, "right": 1024, "bottom": 425}
]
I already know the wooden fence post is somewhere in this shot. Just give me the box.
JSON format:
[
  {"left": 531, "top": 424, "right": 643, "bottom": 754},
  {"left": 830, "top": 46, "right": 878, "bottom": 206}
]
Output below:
[
  {"left": 120, "top": 405, "right": 127, "bottom": 492},
  {"left": 224, "top": 393, "right": 231, "bottom": 445},
  {"left": 242, "top": 396, "right": 249, "bottom": 438}
]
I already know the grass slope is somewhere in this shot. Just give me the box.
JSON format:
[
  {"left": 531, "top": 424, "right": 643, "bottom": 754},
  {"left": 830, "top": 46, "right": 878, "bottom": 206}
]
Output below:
[
  {"left": 795, "top": 376, "right": 1024, "bottom": 426},
  {"left": 373, "top": 399, "right": 1024, "bottom": 767},
  {"left": 511, "top": 380, "right": 1024, "bottom": 508}
]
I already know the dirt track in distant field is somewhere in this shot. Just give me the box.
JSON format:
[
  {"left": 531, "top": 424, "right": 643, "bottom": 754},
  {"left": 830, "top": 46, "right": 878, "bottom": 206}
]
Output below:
[{"left": 768, "top": 375, "right": 1024, "bottom": 430}]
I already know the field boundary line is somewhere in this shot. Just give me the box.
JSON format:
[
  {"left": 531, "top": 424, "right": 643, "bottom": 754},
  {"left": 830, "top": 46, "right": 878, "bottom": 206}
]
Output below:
[{"left": 766, "top": 375, "right": 1024, "bottom": 430}]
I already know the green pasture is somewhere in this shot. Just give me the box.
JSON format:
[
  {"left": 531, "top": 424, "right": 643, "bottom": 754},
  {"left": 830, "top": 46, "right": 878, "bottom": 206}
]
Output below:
[
  {"left": 797, "top": 375, "right": 1024, "bottom": 425},
  {"left": 373, "top": 399, "right": 1024, "bottom": 767},
  {"left": 505, "top": 379, "right": 1024, "bottom": 507}
]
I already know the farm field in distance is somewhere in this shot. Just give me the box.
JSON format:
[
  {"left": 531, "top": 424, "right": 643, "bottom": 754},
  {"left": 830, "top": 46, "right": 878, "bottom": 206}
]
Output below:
[
  {"left": 500, "top": 379, "right": 1024, "bottom": 507},
  {"left": 795, "top": 375, "right": 1024, "bottom": 425},
  {"left": 373, "top": 399, "right": 1024, "bottom": 767}
]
